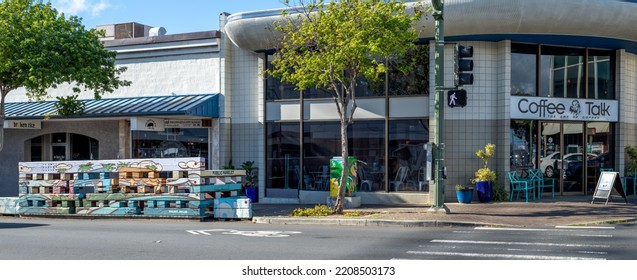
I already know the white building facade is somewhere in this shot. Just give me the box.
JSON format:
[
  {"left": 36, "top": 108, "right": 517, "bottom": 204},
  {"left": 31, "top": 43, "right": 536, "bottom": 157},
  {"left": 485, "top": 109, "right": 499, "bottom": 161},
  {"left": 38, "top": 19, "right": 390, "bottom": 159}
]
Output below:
[{"left": 221, "top": 0, "right": 637, "bottom": 204}]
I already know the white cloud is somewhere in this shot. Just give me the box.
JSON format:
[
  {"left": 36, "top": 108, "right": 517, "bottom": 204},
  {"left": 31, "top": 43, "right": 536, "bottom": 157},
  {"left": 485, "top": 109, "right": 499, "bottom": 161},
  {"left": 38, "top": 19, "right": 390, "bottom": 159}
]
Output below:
[{"left": 55, "top": 0, "right": 111, "bottom": 16}]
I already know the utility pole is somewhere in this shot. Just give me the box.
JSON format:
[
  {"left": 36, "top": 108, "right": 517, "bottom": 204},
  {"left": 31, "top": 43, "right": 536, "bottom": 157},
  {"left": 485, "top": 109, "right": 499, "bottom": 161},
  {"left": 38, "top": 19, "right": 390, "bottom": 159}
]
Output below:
[{"left": 429, "top": 0, "right": 449, "bottom": 214}]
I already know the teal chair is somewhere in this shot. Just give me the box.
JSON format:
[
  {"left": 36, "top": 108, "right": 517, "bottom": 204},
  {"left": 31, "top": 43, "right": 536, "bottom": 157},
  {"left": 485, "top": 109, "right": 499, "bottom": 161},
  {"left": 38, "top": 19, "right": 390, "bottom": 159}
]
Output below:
[
  {"left": 621, "top": 168, "right": 637, "bottom": 198},
  {"left": 508, "top": 171, "right": 535, "bottom": 202},
  {"left": 530, "top": 168, "right": 555, "bottom": 200}
]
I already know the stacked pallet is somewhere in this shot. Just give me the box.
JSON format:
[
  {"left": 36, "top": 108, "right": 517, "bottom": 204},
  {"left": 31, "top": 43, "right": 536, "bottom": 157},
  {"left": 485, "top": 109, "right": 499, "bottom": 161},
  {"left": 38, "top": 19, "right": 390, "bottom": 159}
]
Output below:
[{"left": 16, "top": 158, "right": 253, "bottom": 219}]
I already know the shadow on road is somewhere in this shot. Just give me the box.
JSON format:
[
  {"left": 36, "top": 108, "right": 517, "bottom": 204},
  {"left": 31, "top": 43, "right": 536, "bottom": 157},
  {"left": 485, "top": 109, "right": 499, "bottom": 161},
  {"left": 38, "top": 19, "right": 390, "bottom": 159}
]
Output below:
[{"left": 0, "top": 221, "right": 49, "bottom": 229}]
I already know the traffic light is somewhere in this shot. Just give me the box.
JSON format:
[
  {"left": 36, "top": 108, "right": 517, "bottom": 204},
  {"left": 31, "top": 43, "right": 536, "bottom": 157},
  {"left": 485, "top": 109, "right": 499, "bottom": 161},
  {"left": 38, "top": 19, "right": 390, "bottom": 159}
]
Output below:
[
  {"left": 454, "top": 45, "right": 473, "bottom": 86},
  {"left": 447, "top": 89, "right": 467, "bottom": 108}
]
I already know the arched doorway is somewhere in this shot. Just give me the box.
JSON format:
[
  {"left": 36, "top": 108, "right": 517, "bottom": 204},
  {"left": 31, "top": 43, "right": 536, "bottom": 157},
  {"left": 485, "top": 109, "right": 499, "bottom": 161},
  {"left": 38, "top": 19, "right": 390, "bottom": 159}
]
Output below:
[{"left": 26, "top": 133, "right": 99, "bottom": 161}]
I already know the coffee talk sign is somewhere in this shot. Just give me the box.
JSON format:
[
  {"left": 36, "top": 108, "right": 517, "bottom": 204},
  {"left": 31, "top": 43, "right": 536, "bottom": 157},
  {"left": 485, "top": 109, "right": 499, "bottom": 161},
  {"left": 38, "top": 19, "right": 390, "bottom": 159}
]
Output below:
[{"left": 511, "top": 96, "right": 618, "bottom": 122}]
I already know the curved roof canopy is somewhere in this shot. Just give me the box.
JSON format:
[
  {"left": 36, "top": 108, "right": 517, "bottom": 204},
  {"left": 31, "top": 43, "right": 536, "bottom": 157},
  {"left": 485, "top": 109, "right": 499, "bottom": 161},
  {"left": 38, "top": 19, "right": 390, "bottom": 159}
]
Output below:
[{"left": 224, "top": 0, "right": 637, "bottom": 53}]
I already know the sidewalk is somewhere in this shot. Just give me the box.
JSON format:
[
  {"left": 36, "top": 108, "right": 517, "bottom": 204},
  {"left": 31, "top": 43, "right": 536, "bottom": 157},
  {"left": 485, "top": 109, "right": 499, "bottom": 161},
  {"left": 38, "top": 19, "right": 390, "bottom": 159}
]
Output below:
[{"left": 252, "top": 196, "right": 637, "bottom": 228}]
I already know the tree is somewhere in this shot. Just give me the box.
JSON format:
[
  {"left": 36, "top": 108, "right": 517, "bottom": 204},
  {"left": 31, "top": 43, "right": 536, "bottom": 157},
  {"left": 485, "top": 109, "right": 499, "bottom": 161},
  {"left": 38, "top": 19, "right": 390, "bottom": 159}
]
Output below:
[
  {"left": 0, "top": 0, "right": 131, "bottom": 152},
  {"left": 269, "top": 0, "right": 423, "bottom": 213}
]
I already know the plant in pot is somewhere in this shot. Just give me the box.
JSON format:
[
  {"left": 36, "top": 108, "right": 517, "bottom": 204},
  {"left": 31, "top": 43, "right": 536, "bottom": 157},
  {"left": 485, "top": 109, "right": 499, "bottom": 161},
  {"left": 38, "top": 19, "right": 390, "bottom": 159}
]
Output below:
[
  {"left": 241, "top": 161, "right": 258, "bottom": 202},
  {"left": 455, "top": 184, "right": 474, "bottom": 204},
  {"left": 471, "top": 143, "right": 496, "bottom": 203}
]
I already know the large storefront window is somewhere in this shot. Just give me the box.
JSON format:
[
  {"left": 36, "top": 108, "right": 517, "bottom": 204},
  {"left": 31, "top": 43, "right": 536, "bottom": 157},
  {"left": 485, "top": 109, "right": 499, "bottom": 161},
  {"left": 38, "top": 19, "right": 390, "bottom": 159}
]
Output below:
[
  {"left": 266, "top": 122, "right": 301, "bottom": 189},
  {"left": 588, "top": 50, "right": 614, "bottom": 99},
  {"left": 303, "top": 121, "right": 386, "bottom": 192},
  {"left": 514, "top": 44, "right": 613, "bottom": 100},
  {"left": 132, "top": 128, "right": 208, "bottom": 159},
  {"left": 349, "top": 121, "right": 385, "bottom": 191},
  {"left": 510, "top": 120, "right": 534, "bottom": 171},
  {"left": 388, "top": 45, "right": 429, "bottom": 96},
  {"left": 266, "top": 45, "right": 429, "bottom": 100},
  {"left": 303, "top": 122, "right": 341, "bottom": 191},
  {"left": 511, "top": 44, "right": 537, "bottom": 96},
  {"left": 388, "top": 119, "right": 429, "bottom": 192},
  {"left": 540, "top": 46, "right": 586, "bottom": 98}
]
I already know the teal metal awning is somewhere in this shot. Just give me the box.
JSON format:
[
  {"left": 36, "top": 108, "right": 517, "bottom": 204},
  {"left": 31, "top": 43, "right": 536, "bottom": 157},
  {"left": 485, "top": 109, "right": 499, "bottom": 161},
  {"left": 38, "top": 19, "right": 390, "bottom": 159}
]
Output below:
[{"left": 4, "top": 94, "right": 220, "bottom": 119}]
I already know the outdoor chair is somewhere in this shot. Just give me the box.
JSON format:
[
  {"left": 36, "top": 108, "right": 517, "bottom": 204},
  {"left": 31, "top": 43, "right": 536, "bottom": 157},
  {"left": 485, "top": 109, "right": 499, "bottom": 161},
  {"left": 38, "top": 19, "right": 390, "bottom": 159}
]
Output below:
[
  {"left": 530, "top": 168, "right": 555, "bottom": 200},
  {"left": 621, "top": 168, "right": 637, "bottom": 198},
  {"left": 508, "top": 171, "right": 535, "bottom": 202}
]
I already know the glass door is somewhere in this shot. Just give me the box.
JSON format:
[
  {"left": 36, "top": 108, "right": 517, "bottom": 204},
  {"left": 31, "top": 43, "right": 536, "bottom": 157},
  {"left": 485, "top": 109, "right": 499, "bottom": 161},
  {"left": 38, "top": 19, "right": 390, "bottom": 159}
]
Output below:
[
  {"left": 561, "top": 123, "right": 585, "bottom": 194},
  {"left": 540, "top": 122, "right": 586, "bottom": 195},
  {"left": 585, "top": 122, "right": 613, "bottom": 194}
]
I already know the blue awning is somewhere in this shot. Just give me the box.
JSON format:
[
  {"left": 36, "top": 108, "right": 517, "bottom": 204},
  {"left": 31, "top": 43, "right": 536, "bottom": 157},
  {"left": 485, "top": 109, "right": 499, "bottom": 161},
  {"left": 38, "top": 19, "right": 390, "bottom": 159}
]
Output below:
[{"left": 4, "top": 94, "right": 220, "bottom": 119}]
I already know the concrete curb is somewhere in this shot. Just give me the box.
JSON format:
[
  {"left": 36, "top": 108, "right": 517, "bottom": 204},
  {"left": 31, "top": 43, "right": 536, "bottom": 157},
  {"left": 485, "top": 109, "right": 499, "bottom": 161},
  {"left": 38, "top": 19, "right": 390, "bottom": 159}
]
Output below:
[
  {"left": 252, "top": 216, "right": 504, "bottom": 228},
  {"left": 252, "top": 216, "right": 637, "bottom": 228}
]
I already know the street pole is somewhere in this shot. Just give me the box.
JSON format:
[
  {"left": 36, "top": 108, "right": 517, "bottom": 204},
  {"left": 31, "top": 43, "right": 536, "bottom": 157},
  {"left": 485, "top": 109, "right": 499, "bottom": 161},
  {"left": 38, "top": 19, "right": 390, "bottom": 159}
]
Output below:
[{"left": 429, "top": 0, "right": 449, "bottom": 214}]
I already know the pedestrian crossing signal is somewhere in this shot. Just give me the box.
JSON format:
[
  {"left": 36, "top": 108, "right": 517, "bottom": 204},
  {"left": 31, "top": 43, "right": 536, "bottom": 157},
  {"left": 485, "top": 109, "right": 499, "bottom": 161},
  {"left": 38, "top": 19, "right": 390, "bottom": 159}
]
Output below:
[{"left": 448, "top": 89, "right": 467, "bottom": 108}]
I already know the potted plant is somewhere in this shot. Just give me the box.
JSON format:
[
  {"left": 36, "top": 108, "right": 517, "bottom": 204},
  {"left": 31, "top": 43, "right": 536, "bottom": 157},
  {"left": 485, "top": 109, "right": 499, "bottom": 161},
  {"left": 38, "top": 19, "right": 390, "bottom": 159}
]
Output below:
[
  {"left": 241, "top": 161, "right": 258, "bottom": 202},
  {"left": 455, "top": 184, "right": 474, "bottom": 204},
  {"left": 472, "top": 143, "right": 496, "bottom": 203}
]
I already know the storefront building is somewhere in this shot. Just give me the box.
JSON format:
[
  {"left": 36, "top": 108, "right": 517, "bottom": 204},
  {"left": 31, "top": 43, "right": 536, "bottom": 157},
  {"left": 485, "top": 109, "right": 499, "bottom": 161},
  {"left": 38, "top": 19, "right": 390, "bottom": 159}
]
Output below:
[
  {"left": 222, "top": 0, "right": 637, "bottom": 204},
  {"left": 0, "top": 24, "right": 226, "bottom": 197},
  {"left": 3, "top": 1, "right": 637, "bottom": 205}
]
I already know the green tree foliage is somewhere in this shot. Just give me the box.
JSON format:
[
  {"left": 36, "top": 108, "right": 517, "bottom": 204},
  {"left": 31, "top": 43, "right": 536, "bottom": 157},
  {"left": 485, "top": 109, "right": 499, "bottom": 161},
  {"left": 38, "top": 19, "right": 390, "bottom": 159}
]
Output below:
[
  {"left": 0, "top": 0, "right": 131, "bottom": 151},
  {"left": 268, "top": 0, "right": 423, "bottom": 213}
]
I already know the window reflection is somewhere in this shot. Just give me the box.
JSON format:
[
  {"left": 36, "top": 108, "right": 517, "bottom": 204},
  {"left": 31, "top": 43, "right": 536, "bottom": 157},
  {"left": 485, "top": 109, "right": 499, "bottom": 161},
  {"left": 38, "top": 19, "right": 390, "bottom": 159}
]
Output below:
[
  {"left": 540, "top": 47, "right": 585, "bottom": 98},
  {"left": 388, "top": 119, "right": 429, "bottom": 192},
  {"left": 266, "top": 122, "right": 301, "bottom": 189},
  {"left": 388, "top": 45, "right": 429, "bottom": 96},
  {"left": 266, "top": 44, "right": 430, "bottom": 100},
  {"left": 588, "top": 51, "right": 613, "bottom": 99}
]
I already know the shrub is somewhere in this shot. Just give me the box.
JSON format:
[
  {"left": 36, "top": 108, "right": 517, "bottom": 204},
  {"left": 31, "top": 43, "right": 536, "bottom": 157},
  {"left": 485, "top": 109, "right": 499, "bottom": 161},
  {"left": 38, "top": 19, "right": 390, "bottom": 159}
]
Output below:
[{"left": 290, "top": 205, "right": 331, "bottom": 216}]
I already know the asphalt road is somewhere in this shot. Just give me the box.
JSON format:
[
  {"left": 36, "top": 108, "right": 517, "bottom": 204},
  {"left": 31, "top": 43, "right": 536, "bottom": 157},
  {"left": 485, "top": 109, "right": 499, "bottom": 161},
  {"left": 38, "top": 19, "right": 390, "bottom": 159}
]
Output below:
[{"left": 1, "top": 217, "right": 636, "bottom": 261}]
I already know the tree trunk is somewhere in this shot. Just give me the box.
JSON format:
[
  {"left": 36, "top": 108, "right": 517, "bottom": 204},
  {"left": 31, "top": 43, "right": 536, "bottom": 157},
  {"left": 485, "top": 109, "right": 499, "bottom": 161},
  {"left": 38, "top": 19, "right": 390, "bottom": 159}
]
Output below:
[{"left": 333, "top": 115, "right": 349, "bottom": 214}]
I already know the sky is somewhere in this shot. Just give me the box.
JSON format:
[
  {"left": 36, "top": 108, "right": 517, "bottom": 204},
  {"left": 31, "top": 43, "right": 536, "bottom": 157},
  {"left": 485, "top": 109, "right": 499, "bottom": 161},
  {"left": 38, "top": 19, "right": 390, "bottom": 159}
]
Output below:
[{"left": 50, "top": 0, "right": 290, "bottom": 34}]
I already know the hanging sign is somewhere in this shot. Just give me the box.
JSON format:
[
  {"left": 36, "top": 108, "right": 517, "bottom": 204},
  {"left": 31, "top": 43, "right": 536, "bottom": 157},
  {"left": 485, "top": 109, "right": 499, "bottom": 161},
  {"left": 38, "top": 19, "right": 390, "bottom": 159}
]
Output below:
[{"left": 591, "top": 171, "right": 627, "bottom": 205}]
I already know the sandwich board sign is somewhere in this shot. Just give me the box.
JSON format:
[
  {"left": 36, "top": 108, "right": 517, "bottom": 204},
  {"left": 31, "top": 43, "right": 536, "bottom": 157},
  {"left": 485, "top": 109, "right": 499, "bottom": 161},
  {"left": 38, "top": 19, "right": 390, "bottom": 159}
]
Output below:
[{"left": 591, "top": 172, "right": 628, "bottom": 205}]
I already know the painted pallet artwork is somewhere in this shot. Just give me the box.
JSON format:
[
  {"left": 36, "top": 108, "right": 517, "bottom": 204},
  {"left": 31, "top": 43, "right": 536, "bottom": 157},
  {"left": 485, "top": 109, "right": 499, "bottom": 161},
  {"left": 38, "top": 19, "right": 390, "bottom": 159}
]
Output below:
[
  {"left": 0, "top": 197, "right": 24, "bottom": 215},
  {"left": 17, "top": 194, "right": 79, "bottom": 215},
  {"left": 15, "top": 158, "right": 250, "bottom": 219}
]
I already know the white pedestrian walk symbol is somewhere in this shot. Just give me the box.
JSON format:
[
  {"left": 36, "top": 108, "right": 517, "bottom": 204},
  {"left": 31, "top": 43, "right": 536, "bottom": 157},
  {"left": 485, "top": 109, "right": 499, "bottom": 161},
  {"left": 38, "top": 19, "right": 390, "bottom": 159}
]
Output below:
[{"left": 449, "top": 91, "right": 457, "bottom": 106}]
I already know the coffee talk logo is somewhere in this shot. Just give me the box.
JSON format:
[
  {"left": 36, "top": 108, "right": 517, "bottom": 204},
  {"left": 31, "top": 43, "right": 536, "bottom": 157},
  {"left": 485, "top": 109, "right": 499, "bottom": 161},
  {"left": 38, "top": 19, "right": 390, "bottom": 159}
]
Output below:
[{"left": 516, "top": 98, "right": 611, "bottom": 119}]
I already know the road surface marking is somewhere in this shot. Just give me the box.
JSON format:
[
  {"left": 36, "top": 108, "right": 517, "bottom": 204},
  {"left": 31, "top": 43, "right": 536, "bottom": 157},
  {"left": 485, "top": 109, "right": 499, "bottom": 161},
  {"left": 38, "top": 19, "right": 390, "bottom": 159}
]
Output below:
[
  {"left": 406, "top": 250, "right": 605, "bottom": 260},
  {"left": 430, "top": 239, "right": 610, "bottom": 248},
  {"left": 186, "top": 229, "right": 301, "bottom": 237}
]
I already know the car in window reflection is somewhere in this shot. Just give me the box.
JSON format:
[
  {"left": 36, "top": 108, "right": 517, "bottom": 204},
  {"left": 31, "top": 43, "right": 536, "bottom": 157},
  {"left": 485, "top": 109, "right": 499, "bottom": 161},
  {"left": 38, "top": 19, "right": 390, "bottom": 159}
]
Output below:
[
  {"left": 510, "top": 149, "right": 530, "bottom": 168},
  {"left": 539, "top": 152, "right": 561, "bottom": 177},
  {"left": 563, "top": 152, "right": 611, "bottom": 180}
]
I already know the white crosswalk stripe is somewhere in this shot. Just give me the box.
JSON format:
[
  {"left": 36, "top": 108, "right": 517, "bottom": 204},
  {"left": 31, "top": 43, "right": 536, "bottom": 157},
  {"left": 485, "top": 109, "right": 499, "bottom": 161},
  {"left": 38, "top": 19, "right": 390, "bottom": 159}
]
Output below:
[{"left": 401, "top": 226, "right": 615, "bottom": 260}]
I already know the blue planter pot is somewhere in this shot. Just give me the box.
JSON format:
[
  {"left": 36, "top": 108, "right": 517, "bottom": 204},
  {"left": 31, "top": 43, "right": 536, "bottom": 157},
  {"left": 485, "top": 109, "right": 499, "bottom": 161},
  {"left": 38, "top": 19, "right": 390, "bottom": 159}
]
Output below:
[
  {"left": 475, "top": 181, "right": 493, "bottom": 203},
  {"left": 455, "top": 190, "right": 473, "bottom": 204},
  {"left": 245, "top": 186, "right": 258, "bottom": 203}
]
